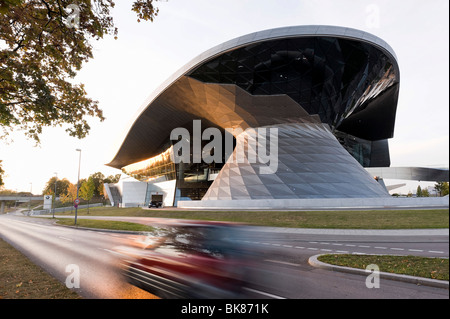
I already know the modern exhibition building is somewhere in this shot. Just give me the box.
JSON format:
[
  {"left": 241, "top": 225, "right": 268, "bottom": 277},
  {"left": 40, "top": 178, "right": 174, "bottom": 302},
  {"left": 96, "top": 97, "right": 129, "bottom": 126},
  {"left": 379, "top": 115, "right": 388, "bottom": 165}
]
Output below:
[{"left": 105, "top": 25, "right": 448, "bottom": 209}]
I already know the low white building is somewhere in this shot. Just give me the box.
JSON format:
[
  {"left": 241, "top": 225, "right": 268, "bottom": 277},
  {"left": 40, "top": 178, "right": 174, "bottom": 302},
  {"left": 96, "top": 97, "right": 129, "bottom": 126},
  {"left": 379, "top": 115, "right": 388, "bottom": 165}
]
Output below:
[{"left": 104, "top": 174, "right": 176, "bottom": 207}]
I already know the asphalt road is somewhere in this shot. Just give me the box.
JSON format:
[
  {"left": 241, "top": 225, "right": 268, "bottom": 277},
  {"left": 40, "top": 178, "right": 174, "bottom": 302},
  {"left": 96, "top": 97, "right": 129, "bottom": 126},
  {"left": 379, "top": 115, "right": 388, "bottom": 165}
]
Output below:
[{"left": 0, "top": 214, "right": 448, "bottom": 299}]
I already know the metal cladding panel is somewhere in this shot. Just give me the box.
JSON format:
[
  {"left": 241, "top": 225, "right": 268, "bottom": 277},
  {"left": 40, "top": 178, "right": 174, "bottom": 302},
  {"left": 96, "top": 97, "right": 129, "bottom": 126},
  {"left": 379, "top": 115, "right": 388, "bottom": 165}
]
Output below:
[{"left": 203, "top": 123, "right": 389, "bottom": 200}]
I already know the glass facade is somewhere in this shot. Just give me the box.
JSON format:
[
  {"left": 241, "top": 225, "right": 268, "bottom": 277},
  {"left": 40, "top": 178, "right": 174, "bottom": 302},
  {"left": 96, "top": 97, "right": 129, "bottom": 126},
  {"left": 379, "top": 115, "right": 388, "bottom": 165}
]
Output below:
[
  {"left": 189, "top": 37, "right": 396, "bottom": 132},
  {"left": 334, "top": 130, "right": 372, "bottom": 167},
  {"left": 187, "top": 37, "right": 398, "bottom": 167},
  {"left": 122, "top": 127, "right": 235, "bottom": 204},
  {"left": 121, "top": 146, "right": 176, "bottom": 182},
  {"left": 174, "top": 127, "right": 234, "bottom": 201}
]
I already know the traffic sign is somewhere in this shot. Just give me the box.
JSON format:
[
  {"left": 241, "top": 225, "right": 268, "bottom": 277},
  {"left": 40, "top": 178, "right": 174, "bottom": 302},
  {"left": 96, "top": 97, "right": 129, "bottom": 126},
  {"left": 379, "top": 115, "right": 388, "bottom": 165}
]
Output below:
[{"left": 74, "top": 198, "right": 80, "bottom": 207}]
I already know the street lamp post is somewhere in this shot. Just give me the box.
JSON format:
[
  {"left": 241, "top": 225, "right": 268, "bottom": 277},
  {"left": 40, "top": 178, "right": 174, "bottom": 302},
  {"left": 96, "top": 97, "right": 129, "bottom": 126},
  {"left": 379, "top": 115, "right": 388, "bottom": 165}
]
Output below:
[
  {"left": 53, "top": 172, "right": 57, "bottom": 218},
  {"left": 75, "top": 149, "right": 81, "bottom": 225}
]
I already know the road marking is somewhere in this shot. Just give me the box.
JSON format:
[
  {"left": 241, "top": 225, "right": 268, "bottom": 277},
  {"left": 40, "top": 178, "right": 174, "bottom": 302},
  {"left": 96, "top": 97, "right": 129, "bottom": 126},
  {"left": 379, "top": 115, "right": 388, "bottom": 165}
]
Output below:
[
  {"left": 234, "top": 240, "right": 447, "bottom": 257},
  {"left": 58, "top": 236, "right": 73, "bottom": 242},
  {"left": 243, "top": 287, "right": 285, "bottom": 299},
  {"left": 102, "top": 248, "right": 116, "bottom": 254}
]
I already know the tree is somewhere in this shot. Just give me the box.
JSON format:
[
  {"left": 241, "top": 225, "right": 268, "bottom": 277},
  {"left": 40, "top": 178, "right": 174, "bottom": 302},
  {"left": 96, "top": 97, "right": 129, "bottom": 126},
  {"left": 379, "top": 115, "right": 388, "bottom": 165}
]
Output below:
[
  {"left": 89, "top": 171, "right": 105, "bottom": 197},
  {"left": 42, "top": 176, "right": 70, "bottom": 196},
  {"left": 434, "top": 182, "right": 449, "bottom": 197},
  {"left": 80, "top": 176, "right": 95, "bottom": 213},
  {"left": 416, "top": 185, "right": 422, "bottom": 197},
  {"left": 0, "top": 160, "right": 4, "bottom": 188},
  {"left": 60, "top": 182, "right": 75, "bottom": 202},
  {"left": 1, "top": 0, "right": 162, "bottom": 143},
  {"left": 103, "top": 174, "right": 121, "bottom": 184}
]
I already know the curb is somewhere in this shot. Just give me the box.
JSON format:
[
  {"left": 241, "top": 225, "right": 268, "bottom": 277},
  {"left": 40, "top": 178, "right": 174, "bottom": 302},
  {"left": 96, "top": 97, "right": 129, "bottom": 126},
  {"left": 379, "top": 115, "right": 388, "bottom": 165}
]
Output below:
[{"left": 308, "top": 254, "right": 449, "bottom": 289}]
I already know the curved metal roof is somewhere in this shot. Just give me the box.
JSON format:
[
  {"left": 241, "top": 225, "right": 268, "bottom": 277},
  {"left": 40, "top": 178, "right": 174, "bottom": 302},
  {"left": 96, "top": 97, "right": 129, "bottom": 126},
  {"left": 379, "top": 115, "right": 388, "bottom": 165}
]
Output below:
[{"left": 107, "top": 25, "right": 399, "bottom": 169}]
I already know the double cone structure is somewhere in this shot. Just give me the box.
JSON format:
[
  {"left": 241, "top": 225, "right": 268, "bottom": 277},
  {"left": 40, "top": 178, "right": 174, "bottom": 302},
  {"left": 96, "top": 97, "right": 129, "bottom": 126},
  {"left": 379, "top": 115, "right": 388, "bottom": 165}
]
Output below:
[{"left": 107, "top": 25, "right": 400, "bottom": 206}]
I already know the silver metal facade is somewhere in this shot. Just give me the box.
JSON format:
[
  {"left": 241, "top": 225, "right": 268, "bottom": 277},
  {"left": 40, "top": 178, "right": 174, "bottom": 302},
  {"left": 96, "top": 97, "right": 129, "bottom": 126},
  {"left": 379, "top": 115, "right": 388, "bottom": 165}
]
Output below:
[{"left": 204, "top": 122, "right": 389, "bottom": 200}]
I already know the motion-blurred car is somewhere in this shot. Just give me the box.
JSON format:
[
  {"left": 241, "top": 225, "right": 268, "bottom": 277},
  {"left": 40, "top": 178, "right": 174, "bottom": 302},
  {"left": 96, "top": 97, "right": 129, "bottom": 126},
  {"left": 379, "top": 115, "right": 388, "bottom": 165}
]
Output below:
[{"left": 117, "top": 221, "right": 257, "bottom": 299}]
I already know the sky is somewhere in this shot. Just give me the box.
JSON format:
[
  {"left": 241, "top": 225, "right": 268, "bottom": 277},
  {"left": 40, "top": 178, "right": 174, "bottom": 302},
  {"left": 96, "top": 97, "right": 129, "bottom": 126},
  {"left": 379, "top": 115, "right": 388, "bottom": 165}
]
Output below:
[{"left": 0, "top": 0, "right": 449, "bottom": 195}]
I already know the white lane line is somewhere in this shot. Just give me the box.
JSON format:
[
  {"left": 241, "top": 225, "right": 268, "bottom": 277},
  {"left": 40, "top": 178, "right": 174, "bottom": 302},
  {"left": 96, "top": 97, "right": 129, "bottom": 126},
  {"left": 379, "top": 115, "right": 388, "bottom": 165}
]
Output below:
[
  {"left": 58, "top": 236, "right": 73, "bottom": 242},
  {"left": 243, "top": 287, "right": 285, "bottom": 299},
  {"left": 102, "top": 248, "right": 116, "bottom": 254},
  {"left": 234, "top": 241, "right": 447, "bottom": 257}
]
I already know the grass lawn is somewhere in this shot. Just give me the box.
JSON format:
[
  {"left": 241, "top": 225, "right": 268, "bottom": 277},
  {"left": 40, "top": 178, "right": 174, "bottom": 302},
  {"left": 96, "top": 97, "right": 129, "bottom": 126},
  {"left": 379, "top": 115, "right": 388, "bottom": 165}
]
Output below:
[
  {"left": 317, "top": 254, "right": 449, "bottom": 281},
  {"left": 0, "top": 239, "right": 80, "bottom": 299},
  {"left": 58, "top": 206, "right": 449, "bottom": 229}
]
